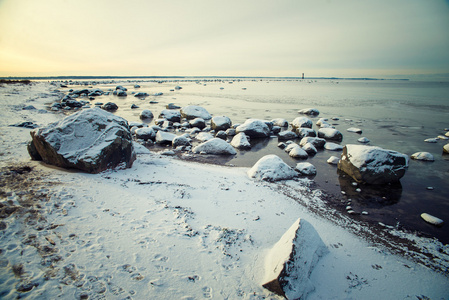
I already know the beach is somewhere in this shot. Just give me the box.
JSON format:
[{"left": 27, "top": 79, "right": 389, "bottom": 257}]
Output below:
[{"left": 0, "top": 80, "right": 448, "bottom": 299}]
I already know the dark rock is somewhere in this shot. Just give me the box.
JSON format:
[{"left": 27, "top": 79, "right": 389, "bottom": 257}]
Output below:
[{"left": 102, "top": 102, "right": 118, "bottom": 111}]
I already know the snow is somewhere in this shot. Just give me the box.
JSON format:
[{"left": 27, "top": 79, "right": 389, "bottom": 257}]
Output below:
[{"left": 0, "top": 82, "right": 448, "bottom": 299}]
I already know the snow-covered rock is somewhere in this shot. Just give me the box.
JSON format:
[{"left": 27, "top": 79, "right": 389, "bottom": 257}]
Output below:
[
  {"left": 278, "top": 131, "right": 298, "bottom": 140},
  {"left": 236, "top": 119, "right": 271, "bottom": 138},
  {"left": 298, "top": 108, "right": 320, "bottom": 116},
  {"left": 420, "top": 213, "right": 444, "bottom": 227},
  {"left": 192, "top": 138, "right": 236, "bottom": 155},
  {"left": 135, "top": 127, "right": 156, "bottom": 141},
  {"left": 444, "top": 143, "right": 449, "bottom": 154},
  {"left": 347, "top": 127, "right": 362, "bottom": 134},
  {"left": 248, "top": 154, "right": 298, "bottom": 181},
  {"left": 424, "top": 138, "right": 438, "bottom": 143},
  {"left": 230, "top": 133, "right": 251, "bottom": 150},
  {"left": 211, "top": 116, "right": 232, "bottom": 131},
  {"left": 327, "top": 156, "right": 340, "bottom": 165},
  {"left": 159, "top": 109, "right": 181, "bottom": 122},
  {"left": 318, "top": 128, "right": 343, "bottom": 142},
  {"left": 195, "top": 132, "right": 214, "bottom": 142},
  {"left": 181, "top": 105, "right": 212, "bottom": 120},
  {"left": 288, "top": 145, "right": 309, "bottom": 159},
  {"left": 411, "top": 152, "right": 435, "bottom": 161},
  {"left": 296, "top": 128, "right": 316, "bottom": 138},
  {"left": 299, "top": 137, "right": 326, "bottom": 149},
  {"left": 262, "top": 218, "right": 328, "bottom": 299},
  {"left": 139, "top": 109, "right": 154, "bottom": 119},
  {"left": 155, "top": 131, "right": 177, "bottom": 145},
  {"left": 189, "top": 118, "right": 206, "bottom": 129},
  {"left": 338, "top": 144, "right": 409, "bottom": 184},
  {"left": 316, "top": 118, "right": 330, "bottom": 127},
  {"left": 172, "top": 135, "right": 191, "bottom": 148},
  {"left": 271, "top": 118, "right": 289, "bottom": 127},
  {"left": 28, "top": 108, "right": 135, "bottom": 173},
  {"left": 291, "top": 117, "right": 313, "bottom": 129},
  {"left": 295, "top": 162, "right": 317, "bottom": 176},
  {"left": 302, "top": 143, "right": 317, "bottom": 155},
  {"left": 324, "top": 142, "right": 343, "bottom": 151},
  {"left": 358, "top": 137, "right": 370, "bottom": 143}
]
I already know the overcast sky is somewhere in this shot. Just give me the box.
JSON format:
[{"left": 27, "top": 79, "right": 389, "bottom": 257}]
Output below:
[{"left": 0, "top": 0, "right": 448, "bottom": 78}]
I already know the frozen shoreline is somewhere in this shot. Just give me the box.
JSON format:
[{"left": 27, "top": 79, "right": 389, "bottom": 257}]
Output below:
[{"left": 0, "top": 82, "right": 448, "bottom": 299}]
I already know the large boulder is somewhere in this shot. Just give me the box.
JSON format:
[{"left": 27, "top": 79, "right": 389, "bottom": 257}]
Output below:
[
  {"left": 247, "top": 155, "right": 297, "bottom": 181},
  {"left": 28, "top": 108, "right": 135, "bottom": 173},
  {"left": 180, "top": 105, "right": 212, "bottom": 120},
  {"left": 236, "top": 119, "right": 271, "bottom": 138},
  {"left": 211, "top": 116, "right": 232, "bottom": 131},
  {"left": 192, "top": 138, "right": 236, "bottom": 155},
  {"left": 262, "top": 218, "right": 328, "bottom": 299},
  {"left": 338, "top": 144, "right": 409, "bottom": 184}
]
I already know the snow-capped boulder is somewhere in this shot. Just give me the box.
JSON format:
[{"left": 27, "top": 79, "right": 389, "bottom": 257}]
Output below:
[
  {"left": 211, "top": 116, "right": 232, "bottom": 131},
  {"left": 230, "top": 133, "right": 251, "bottom": 150},
  {"left": 347, "top": 127, "right": 362, "bottom": 134},
  {"left": 172, "top": 135, "right": 191, "bottom": 148},
  {"left": 411, "top": 152, "right": 434, "bottom": 161},
  {"left": 291, "top": 117, "right": 313, "bottom": 129},
  {"left": 295, "top": 162, "right": 317, "bottom": 176},
  {"left": 284, "top": 143, "right": 299, "bottom": 153},
  {"left": 298, "top": 108, "right": 320, "bottom": 116},
  {"left": 155, "top": 131, "right": 177, "bottom": 145},
  {"left": 215, "top": 130, "right": 227, "bottom": 140},
  {"left": 159, "top": 109, "right": 181, "bottom": 122},
  {"left": 338, "top": 144, "right": 409, "bottom": 184},
  {"left": 420, "top": 213, "right": 444, "bottom": 227},
  {"left": 271, "top": 118, "right": 289, "bottom": 127},
  {"left": 262, "top": 218, "right": 328, "bottom": 299},
  {"left": 288, "top": 145, "right": 309, "bottom": 159},
  {"left": 192, "top": 138, "right": 236, "bottom": 155},
  {"left": 195, "top": 132, "right": 214, "bottom": 142},
  {"left": 278, "top": 131, "right": 298, "bottom": 140},
  {"left": 444, "top": 143, "right": 449, "bottom": 154},
  {"left": 315, "top": 118, "right": 330, "bottom": 127},
  {"left": 135, "top": 127, "right": 156, "bottom": 141},
  {"left": 302, "top": 143, "right": 317, "bottom": 155},
  {"left": 324, "top": 142, "right": 343, "bottom": 151},
  {"left": 139, "top": 109, "right": 154, "bottom": 120},
  {"left": 424, "top": 138, "right": 438, "bottom": 143},
  {"left": 180, "top": 105, "right": 212, "bottom": 120},
  {"left": 299, "top": 137, "right": 326, "bottom": 149},
  {"left": 327, "top": 156, "right": 340, "bottom": 165},
  {"left": 248, "top": 154, "right": 298, "bottom": 181},
  {"left": 28, "top": 108, "right": 135, "bottom": 173},
  {"left": 189, "top": 118, "right": 206, "bottom": 129},
  {"left": 295, "top": 128, "right": 316, "bottom": 138},
  {"left": 236, "top": 119, "right": 271, "bottom": 138},
  {"left": 318, "top": 128, "right": 343, "bottom": 142}
]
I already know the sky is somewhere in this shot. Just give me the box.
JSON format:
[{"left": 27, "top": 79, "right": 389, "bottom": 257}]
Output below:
[{"left": 0, "top": 0, "right": 448, "bottom": 79}]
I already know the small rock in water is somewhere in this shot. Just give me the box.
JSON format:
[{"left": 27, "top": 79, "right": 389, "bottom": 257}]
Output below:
[
  {"left": 437, "top": 135, "right": 448, "bottom": 140},
  {"left": 327, "top": 156, "right": 340, "bottom": 165},
  {"left": 361, "top": 211, "right": 369, "bottom": 215},
  {"left": 420, "top": 213, "right": 444, "bottom": 227},
  {"left": 347, "top": 127, "right": 362, "bottom": 134},
  {"left": 355, "top": 188, "right": 362, "bottom": 193},
  {"left": 411, "top": 152, "right": 434, "bottom": 161},
  {"left": 424, "top": 138, "right": 438, "bottom": 143},
  {"left": 357, "top": 137, "right": 370, "bottom": 143},
  {"left": 426, "top": 187, "right": 434, "bottom": 190},
  {"left": 444, "top": 144, "right": 449, "bottom": 154}
]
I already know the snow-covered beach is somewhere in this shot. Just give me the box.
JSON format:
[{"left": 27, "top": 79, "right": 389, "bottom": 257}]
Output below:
[{"left": 1, "top": 81, "right": 448, "bottom": 299}]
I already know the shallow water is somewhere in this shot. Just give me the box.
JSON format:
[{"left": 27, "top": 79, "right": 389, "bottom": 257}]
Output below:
[{"left": 60, "top": 78, "right": 449, "bottom": 244}]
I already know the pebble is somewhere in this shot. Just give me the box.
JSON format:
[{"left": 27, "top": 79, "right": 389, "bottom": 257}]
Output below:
[
  {"left": 420, "top": 213, "right": 444, "bottom": 227},
  {"left": 361, "top": 211, "right": 369, "bottom": 215},
  {"left": 356, "top": 188, "right": 362, "bottom": 193},
  {"left": 426, "top": 187, "right": 434, "bottom": 190}
]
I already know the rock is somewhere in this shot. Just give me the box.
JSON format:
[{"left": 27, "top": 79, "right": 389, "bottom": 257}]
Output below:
[
  {"left": 291, "top": 117, "right": 313, "bottom": 129},
  {"left": 411, "top": 152, "right": 434, "bottom": 161},
  {"left": 192, "top": 138, "right": 236, "bottom": 155},
  {"left": 116, "top": 85, "right": 127, "bottom": 91},
  {"left": 195, "top": 132, "right": 214, "bottom": 142},
  {"left": 174, "top": 85, "right": 182, "bottom": 90},
  {"left": 101, "top": 102, "right": 118, "bottom": 111},
  {"left": 215, "top": 130, "right": 227, "bottom": 140},
  {"left": 327, "top": 156, "right": 340, "bottom": 165},
  {"left": 166, "top": 103, "right": 181, "bottom": 109},
  {"left": 347, "top": 127, "right": 362, "bottom": 134},
  {"left": 324, "top": 142, "right": 343, "bottom": 151},
  {"left": 10, "top": 122, "right": 38, "bottom": 129},
  {"left": 298, "top": 108, "right": 320, "bottom": 116},
  {"left": 248, "top": 154, "right": 298, "bottom": 181},
  {"left": 315, "top": 118, "right": 330, "bottom": 127},
  {"left": 135, "top": 127, "right": 156, "bottom": 141},
  {"left": 271, "top": 118, "right": 289, "bottom": 127},
  {"left": 294, "top": 128, "right": 315, "bottom": 139},
  {"left": 226, "top": 128, "right": 236, "bottom": 136},
  {"left": 161, "top": 150, "right": 175, "bottom": 156},
  {"left": 302, "top": 143, "right": 317, "bottom": 155},
  {"left": 262, "top": 218, "right": 328, "bottom": 299},
  {"left": 230, "top": 133, "right": 251, "bottom": 150},
  {"left": 299, "top": 137, "right": 326, "bottom": 149},
  {"left": 295, "top": 162, "right": 317, "bottom": 176},
  {"left": 180, "top": 105, "right": 212, "bottom": 120},
  {"left": 278, "top": 131, "right": 298, "bottom": 140},
  {"left": 131, "top": 104, "right": 139, "bottom": 109},
  {"left": 134, "top": 84, "right": 141, "bottom": 88},
  {"left": 424, "top": 138, "right": 438, "bottom": 143},
  {"left": 155, "top": 131, "right": 177, "bottom": 145},
  {"left": 28, "top": 108, "right": 135, "bottom": 173},
  {"left": 338, "top": 144, "right": 409, "bottom": 184},
  {"left": 236, "top": 119, "right": 271, "bottom": 138},
  {"left": 444, "top": 143, "right": 449, "bottom": 154},
  {"left": 23, "top": 105, "right": 36, "bottom": 110},
  {"left": 211, "top": 116, "right": 232, "bottom": 131},
  {"left": 134, "top": 92, "right": 149, "bottom": 98},
  {"left": 438, "top": 135, "right": 448, "bottom": 140},
  {"left": 65, "top": 100, "right": 83, "bottom": 108},
  {"left": 420, "top": 213, "right": 444, "bottom": 227},
  {"left": 172, "top": 135, "right": 191, "bottom": 148},
  {"left": 189, "top": 118, "right": 206, "bottom": 130},
  {"left": 159, "top": 109, "right": 181, "bottom": 122},
  {"left": 357, "top": 137, "right": 370, "bottom": 143},
  {"left": 139, "top": 109, "right": 154, "bottom": 119},
  {"left": 288, "top": 145, "right": 308, "bottom": 159},
  {"left": 318, "top": 128, "right": 343, "bottom": 142},
  {"left": 272, "top": 126, "right": 282, "bottom": 134},
  {"left": 116, "top": 90, "right": 127, "bottom": 97}
]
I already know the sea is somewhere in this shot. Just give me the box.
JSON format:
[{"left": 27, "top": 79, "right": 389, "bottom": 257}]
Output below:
[{"left": 58, "top": 77, "right": 449, "bottom": 244}]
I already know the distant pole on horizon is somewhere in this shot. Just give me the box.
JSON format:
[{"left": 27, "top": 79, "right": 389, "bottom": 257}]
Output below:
[{"left": 302, "top": 73, "right": 304, "bottom": 79}]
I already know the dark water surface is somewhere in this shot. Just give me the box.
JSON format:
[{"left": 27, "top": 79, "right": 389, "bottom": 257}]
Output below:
[{"left": 61, "top": 78, "right": 449, "bottom": 244}]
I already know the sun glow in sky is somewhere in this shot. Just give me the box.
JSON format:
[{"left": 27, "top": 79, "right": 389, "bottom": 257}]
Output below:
[{"left": 0, "top": 0, "right": 448, "bottom": 78}]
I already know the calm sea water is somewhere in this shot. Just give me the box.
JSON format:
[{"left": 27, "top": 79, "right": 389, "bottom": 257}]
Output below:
[{"left": 62, "top": 78, "right": 449, "bottom": 243}]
